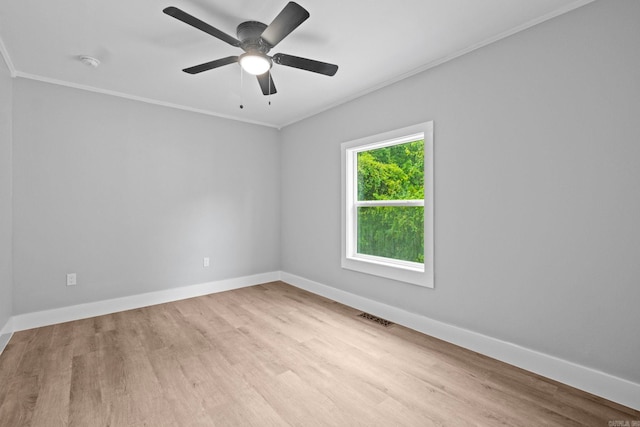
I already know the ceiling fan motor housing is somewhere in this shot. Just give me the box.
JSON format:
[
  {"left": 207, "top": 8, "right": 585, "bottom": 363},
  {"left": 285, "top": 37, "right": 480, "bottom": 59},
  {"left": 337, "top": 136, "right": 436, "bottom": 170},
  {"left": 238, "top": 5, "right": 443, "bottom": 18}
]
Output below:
[{"left": 237, "top": 21, "right": 271, "bottom": 54}]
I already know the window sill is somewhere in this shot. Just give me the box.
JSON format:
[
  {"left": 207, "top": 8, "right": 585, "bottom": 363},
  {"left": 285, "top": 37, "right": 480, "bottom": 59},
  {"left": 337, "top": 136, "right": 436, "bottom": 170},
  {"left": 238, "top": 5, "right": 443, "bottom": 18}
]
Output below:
[{"left": 342, "top": 256, "right": 433, "bottom": 288}]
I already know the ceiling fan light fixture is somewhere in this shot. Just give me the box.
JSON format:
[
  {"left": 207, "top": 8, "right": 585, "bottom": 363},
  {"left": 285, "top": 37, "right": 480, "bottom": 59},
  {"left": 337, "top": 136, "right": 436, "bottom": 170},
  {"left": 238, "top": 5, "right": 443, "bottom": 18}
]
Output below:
[{"left": 239, "top": 53, "right": 271, "bottom": 75}]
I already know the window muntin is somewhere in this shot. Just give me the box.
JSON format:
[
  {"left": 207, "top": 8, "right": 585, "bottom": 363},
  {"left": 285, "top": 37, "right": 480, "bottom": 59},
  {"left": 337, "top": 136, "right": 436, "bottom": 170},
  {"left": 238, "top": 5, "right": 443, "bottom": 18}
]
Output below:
[{"left": 341, "top": 121, "right": 434, "bottom": 288}]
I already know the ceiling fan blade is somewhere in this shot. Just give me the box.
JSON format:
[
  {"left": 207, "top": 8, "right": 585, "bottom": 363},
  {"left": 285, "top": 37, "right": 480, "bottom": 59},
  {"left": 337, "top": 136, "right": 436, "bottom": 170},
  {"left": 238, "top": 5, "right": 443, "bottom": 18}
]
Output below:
[
  {"left": 260, "top": 2, "right": 309, "bottom": 48},
  {"left": 256, "top": 73, "right": 277, "bottom": 95},
  {"left": 183, "top": 56, "right": 239, "bottom": 74},
  {"left": 163, "top": 6, "right": 241, "bottom": 47},
  {"left": 273, "top": 53, "right": 338, "bottom": 76}
]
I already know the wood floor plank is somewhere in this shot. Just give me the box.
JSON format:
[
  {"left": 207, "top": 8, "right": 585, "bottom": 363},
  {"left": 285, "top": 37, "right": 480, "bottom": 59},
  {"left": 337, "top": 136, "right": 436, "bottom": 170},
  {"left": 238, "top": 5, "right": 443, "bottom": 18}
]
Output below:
[
  {"left": 69, "top": 351, "right": 107, "bottom": 427},
  {"left": 0, "top": 281, "right": 638, "bottom": 426},
  {"left": 29, "top": 342, "right": 73, "bottom": 427},
  {"left": 0, "top": 374, "right": 39, "bottom": 427},
  {"left": 0, "top": 340, "right": 28, "bottom": 410}
]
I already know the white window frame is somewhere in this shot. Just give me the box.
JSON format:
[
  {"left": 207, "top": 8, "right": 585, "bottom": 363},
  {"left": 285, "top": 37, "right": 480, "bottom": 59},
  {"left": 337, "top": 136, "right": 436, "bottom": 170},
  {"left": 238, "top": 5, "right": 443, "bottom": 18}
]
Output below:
[{"left": 341, "top": 121, "right": 434, "bottom": 288}]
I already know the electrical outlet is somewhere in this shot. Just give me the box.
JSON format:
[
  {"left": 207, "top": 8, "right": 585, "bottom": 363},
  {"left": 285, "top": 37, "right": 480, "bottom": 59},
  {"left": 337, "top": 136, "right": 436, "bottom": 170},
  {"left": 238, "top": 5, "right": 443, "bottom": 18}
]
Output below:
[
  {"left": 203, "top": 257, "right": 210, "bottom": 268},
  {"left": 66, "top": 273, "right": 77, "bottom": 286}
]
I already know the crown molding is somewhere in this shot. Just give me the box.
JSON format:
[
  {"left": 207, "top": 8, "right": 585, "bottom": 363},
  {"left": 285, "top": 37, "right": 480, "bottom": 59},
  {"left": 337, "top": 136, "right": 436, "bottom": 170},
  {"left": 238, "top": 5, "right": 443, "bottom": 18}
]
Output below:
[
  {"left": 13, "top": 71, "right": 279, "bottom": 129},
  {"left": 2, "top": 1, "right": 597, "bottom": 129},
  {"left": 279, "top": 0, "right": 596, "bottom": 128}
]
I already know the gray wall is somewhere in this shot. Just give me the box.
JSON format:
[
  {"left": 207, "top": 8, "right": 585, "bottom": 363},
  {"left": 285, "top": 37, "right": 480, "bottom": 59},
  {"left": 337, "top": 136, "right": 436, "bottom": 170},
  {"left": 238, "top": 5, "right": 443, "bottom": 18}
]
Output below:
[
  {"left": 0, "top": 52, "right": 12, "bottom": 330},
  {"left": 280, "top": 0, "right": 640, "bottom": 383},
  {"left": 12, "top": 79, "right": 281, "bottom": 314}
]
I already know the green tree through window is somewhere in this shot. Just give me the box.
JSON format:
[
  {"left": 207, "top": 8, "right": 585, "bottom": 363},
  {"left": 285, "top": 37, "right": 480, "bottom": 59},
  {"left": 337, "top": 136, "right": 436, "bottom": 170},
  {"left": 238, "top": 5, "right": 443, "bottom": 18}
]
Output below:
[{"left": 356, "top": 140, "right": 424, "bottom": 263}]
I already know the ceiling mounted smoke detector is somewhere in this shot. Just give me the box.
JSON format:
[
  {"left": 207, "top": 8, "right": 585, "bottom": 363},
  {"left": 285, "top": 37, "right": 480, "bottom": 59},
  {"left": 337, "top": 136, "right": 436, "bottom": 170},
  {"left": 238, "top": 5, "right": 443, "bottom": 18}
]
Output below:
[{"left": 79, "top": 55, "right": 100, "bottom": 68}]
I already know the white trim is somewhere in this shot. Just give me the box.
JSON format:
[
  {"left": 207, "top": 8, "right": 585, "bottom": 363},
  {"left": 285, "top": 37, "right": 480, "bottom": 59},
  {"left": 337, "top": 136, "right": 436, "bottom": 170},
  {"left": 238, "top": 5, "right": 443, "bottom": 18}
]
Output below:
[
  {"left": 1, "top": 2, "right": 594, "bottom": 129},
  {"left": 2, "top": 269, "right": 638, "bottom": 410},
  {"left": 350, "top": 132, "right": 426, "bottom": 153},
  {"left": 0, "top": 35, "right": 17, "bottom": 77},
  {"left": 355, "top": 200, "right": 424, "bottom": 207},
  {"left": 0, "top": 332, "right": 11, "bottom": 356},
  {"left": 280, "top": 271, "right": 640, "bottom": 411},
  {"left": 278, "top": 0, "right": 596, "bottom": 128},
  {"left": 10, "top": 271, "right": 281, "bottom": 332},
  {"left": 0, "top": 316, "right": 12, "bottom": 336},
  {"left": 351, "top": 253, "right": 424, "bottom": 273},
  {"left": 0, "top": 317, "right": 13, "bottom": 355},
  {"left": 341, "top": 121, "right": 434, "bottom": 287},
  {"left": 12, "top": 72, "right": 279, "bottom": 129}
]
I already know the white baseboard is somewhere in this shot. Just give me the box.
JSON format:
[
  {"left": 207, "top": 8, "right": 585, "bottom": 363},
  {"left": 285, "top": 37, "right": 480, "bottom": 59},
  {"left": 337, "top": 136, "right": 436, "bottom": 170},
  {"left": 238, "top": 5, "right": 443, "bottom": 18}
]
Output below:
[
  {"left": 10, "top": 271, "right": 281, "bottom": 333},
  {"left": 3, "top": 270, "right": 638, "bottom": 411},
  {"left": 280, "top": 271, "right": 640, "bottom": 411},
  {"left": 0, "top": 316, "right": 13, "bottom": 355},
  {"left": 0, "top": 332, "right": 11, "bottom": 354}
]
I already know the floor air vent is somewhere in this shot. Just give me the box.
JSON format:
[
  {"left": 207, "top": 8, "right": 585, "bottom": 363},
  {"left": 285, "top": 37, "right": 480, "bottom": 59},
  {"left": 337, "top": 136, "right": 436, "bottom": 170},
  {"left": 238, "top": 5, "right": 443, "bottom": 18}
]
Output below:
[{"left": 358, "top": 312, "right": 393, "bottom": 327}]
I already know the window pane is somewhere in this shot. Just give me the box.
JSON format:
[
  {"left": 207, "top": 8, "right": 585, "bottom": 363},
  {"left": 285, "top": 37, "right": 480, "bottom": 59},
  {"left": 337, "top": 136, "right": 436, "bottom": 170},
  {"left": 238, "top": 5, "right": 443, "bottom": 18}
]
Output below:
[
  {"left": 357, "top": 206, "right": 424, "bottom": 263},
  {"left": 357, "top": 140, "right": 424, "bottom": 201}
]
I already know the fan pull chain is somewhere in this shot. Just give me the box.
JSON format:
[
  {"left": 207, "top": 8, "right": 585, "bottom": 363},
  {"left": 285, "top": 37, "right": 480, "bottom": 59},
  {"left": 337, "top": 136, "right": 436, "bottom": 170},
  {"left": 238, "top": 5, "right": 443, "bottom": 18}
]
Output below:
[
  {"left": 239, "top": 66, "right": 244, "bottom": 109},
  {"left": 268, "top": 70, "right": 272, "bottom": 106}
]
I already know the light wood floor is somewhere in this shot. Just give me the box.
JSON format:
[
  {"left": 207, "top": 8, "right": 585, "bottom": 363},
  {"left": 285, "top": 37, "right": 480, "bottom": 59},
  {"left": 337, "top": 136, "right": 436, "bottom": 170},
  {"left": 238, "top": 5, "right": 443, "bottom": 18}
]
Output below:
[{"left": 0, "top": 282, "right": 638, "bottom": 426}]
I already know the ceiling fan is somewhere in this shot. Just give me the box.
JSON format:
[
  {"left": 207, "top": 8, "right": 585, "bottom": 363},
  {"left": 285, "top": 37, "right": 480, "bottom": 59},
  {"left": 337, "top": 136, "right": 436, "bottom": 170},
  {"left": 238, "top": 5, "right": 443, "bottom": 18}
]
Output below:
[{"left": 163, "top": 2, "right": 338, "bottom": 97}]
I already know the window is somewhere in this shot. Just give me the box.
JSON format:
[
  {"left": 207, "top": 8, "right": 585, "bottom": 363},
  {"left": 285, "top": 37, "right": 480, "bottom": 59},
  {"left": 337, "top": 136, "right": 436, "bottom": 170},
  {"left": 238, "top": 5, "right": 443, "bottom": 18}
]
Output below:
[{"left": 341, "top": 121, "right": 434, "bottom": 287}]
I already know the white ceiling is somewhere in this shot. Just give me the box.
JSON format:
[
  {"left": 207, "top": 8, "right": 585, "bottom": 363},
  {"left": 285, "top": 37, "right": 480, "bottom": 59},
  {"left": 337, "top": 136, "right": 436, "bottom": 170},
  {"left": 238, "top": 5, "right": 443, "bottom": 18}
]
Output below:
[{"left": 0, "top": 0, "right": 593, "bottom": 128}]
